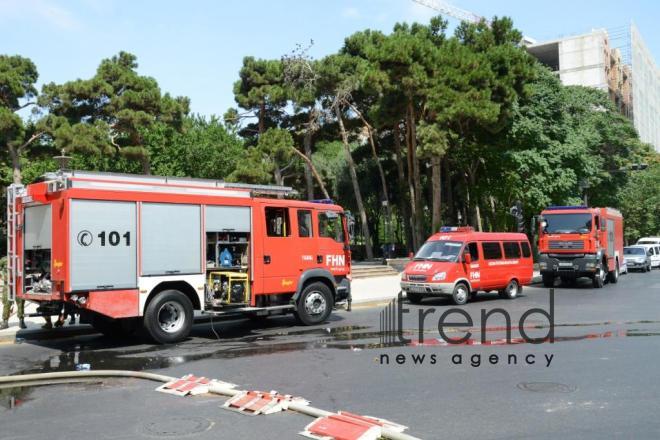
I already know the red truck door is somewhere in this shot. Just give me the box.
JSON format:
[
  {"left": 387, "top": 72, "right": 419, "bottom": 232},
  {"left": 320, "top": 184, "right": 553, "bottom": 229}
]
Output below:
[
  {"left": 261, "top": 205, "right": 299, "bottom": 293},
  {"left": 317, "top": 210, "right": 349, "bottom": 277}
]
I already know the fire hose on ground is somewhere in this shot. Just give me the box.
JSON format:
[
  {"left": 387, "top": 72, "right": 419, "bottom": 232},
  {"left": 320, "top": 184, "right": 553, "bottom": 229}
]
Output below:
[{"left": 0, "top": 370, "right": 422, "bottom": 440}]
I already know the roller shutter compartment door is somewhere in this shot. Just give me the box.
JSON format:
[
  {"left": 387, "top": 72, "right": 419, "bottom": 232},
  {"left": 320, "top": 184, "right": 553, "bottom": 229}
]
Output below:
[
  {"left": 141, "top": 203, "right": 201, "bottom": 276},
  {"left": 24, "top": 204, "right": 52, "bottom": 250},
  {"left": 70, "top": 200, "right": 137, "bottom": 291},
  {"left": 205, "top": 206, "right": 251, "bottom": 232}
]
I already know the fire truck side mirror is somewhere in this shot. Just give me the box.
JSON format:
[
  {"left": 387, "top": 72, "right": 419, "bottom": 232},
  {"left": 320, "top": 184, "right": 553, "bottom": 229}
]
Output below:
[{"left": 463, "top": 253, "right": 472, "bottom": 264}]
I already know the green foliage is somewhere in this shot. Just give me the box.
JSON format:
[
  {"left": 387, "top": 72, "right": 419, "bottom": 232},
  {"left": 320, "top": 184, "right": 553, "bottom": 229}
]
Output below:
[
  {"left": 618, "top": 162, "right": 660, "bottom": 242},
  {"left": 230, "top": 127, "right": 294, "bottom": 184}
]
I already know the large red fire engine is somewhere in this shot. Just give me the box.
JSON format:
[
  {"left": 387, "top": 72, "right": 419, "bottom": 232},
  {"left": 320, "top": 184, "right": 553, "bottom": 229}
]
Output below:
[
  {"left": 6, "top": 171, "right": 351, "bottom": 343},
  {"left": 537, "top": 206, "right": 624, "bottom": 288}
]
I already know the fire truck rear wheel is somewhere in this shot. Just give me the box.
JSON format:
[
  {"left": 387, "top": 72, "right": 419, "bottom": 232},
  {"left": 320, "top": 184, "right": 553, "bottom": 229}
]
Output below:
[
  {"left": 144, "top": 290, "right": 194, "bottom": 344},
  {"left": 294, "top": 282, "right": 333, "bottom": 326},
  {"left": 451, "top": 283, "right": 469, "bottom": 305}
]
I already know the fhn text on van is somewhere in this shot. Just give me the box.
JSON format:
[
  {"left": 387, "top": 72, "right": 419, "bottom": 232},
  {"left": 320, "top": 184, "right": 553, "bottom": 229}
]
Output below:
[{"left": 384, "top": 289, "right": 555, "bottom": 345}]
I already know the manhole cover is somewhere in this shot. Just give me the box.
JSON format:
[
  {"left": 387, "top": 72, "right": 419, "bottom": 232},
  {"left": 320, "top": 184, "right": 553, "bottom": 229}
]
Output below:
[
  {"left": 517, "top": 382, "right": 577, "bottom": 393},
  {"left": 142, "top": 416, "right": 213, "bottom": 437}
]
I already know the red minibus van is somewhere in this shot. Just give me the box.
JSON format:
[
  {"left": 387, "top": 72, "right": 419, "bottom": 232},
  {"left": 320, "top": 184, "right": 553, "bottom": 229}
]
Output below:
[{"left": 400, "top": 227, "right": 534, "bottom": 305}]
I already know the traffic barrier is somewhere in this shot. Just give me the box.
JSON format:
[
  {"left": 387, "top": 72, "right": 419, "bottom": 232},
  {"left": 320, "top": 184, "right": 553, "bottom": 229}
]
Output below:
[
  {"left": 301, "top": 411, "right": 408, "bottom": 440},
  {"left": 223, "top": 390, "right": 309, "bottom": 415}
]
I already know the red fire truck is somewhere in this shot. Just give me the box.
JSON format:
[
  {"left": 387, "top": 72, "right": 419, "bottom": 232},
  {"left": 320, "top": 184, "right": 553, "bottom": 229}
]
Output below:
[
  {"left": 400, "top": 227, "right": 534, "bottom": 305},
  {"left": 537, "top": 206, "right": 624, "bottom": 288},
  {"left": 6, "top": 171, "right": 352, "bottom": 343}
]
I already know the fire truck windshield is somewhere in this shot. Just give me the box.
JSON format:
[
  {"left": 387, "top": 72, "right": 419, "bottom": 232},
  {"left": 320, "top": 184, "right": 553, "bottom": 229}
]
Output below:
[
  {"left": 414, "top": 240, "right": 463, "bottom": 262},
  {"left": 543, "top": 213, "right": 593, "bottom": 234}
]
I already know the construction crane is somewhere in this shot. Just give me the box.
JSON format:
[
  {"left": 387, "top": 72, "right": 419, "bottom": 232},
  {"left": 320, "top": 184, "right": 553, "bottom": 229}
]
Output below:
[{"left": 412, "top": 0, "right": 487, "bottom": 25}]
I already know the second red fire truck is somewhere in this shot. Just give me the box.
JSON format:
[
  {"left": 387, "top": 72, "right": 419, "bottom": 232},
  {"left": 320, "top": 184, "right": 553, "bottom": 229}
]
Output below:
[
  {"left": 7, "top": 171, "right": 352, "bottom": 343},
  {"left": 537, "top": 206, "right": 624, "bottom": 288}
]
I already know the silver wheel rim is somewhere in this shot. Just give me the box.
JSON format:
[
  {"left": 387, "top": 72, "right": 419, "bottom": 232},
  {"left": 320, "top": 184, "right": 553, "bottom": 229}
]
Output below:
[
  {"left": 599, "top": 266, "right": 606, "bottom": 281},
  {"left": 455, "top": 286, "right": 468, "bottom": 303},
  {"left": 304, "top": 291, "right": 326, "bottom": 316},
  {"left": 158, "top": 301, "right": 185, "bottom": 333},
  {"left": 507, "top": 281, "right": 518, "bottom": 298}
]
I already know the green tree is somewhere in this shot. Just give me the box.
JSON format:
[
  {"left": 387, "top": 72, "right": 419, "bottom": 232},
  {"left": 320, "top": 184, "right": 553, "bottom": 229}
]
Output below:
[
  {"left": 618, "top": 161, "right": 660, "bottom": 242},
  {"left": 39, "top": 51, "right": 189, "bottom": 174},
  {"left": 0, "top": 55, "right": 43, "bottom": 184}
]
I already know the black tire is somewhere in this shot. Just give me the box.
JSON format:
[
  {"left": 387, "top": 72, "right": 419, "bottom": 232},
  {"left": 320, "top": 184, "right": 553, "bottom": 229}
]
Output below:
[
  {"left": 143, "top": 289, "right": 194, "bottom": 344},
  {"left": 647, "top": 264, "right": 652, "bottom": 272},
  {"left": 542, "top": 274, "right": 554, "bottom": 288},
  {"left": 293, "top": 282, "right": 333, "bottom": 326},
  {"left": 608, "top": 261, "right": 619, "bottom": 284},
  {"left": 592, "top": 264, "right": 606, "bottom": 288},
  {"left": 406, "top": 291, "right": 424, "bottom": 304},
  {"left": 499, "top": 279, "right": 520, "bottom": 300},
  {"left": 91, "top": 314, "right": 140, "bottom": 338},
  {"left": 451, "top": 282, "right": 470, "bottom": 305}
]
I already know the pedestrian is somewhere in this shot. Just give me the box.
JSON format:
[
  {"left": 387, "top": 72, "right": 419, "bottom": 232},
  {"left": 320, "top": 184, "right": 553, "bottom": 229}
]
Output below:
[{"left": 0, "top": 259, "right": 26, "bottom": 330}]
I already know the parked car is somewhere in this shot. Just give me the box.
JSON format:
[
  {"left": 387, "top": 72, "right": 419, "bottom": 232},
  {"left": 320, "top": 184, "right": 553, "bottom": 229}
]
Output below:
[
  {"left": 623, "top": 246, "right": 652, "bottom": 272},
  {"left": 637, "top": 244, "right": 660, "bottom": 269}
]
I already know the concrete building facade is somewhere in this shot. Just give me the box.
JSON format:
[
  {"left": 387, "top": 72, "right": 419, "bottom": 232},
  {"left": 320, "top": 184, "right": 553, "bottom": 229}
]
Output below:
[{"left": 527, "top": 25, "right": 659, "bottom": 152}]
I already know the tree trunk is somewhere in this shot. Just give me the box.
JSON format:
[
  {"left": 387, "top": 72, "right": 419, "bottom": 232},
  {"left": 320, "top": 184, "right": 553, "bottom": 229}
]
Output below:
[
  {"left": 347, "top": 103, "right": 392, "bottom": 241},
  {"left": 334, "top": 104, "right": 373, "bottom": 260},
  {"left": 258, "top": 100, "right": 266, "bottom": 135},
  {"left": 10, "top": 147, "right": 21, "bottom": 185},
  {"left": 303, "top": 124, "right": 315, "bottom": 200},
  {"left": 406, "top": 100, "right": 424, "bottom": 249},
  {"left": 443, "top": 158, "right": 455, "bottom": 224},
  {"left": 141, "top": 157, "right": 151, "bottom": 175},
  {"left": 289, "top": 147, "right": 329, "bottom": 199},
  {"left": 393, "top": 123, "right": 413, "bottom": 254},
  {"left": 467, "top": 171, "right": 483, "bottom": 232},
  {"left": 431, "top": 156, "right": 442, "bottom": 232}
]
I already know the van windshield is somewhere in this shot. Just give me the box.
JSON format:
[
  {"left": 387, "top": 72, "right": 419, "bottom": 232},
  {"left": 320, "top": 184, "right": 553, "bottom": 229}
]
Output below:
[
  {"left": 543, "top": 213, "right": 593, "bottom": 234},
  {"left": 413, "top": 240, "right": 463, "bottom": 262}
]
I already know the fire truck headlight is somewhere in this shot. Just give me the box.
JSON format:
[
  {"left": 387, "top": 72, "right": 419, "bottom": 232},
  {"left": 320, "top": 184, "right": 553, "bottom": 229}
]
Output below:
[
  {"left": 401, "top": 273, "right": 408, "bottom": 281},
  {"left": 432, "top": 272, "right": 447, "bottom": 281}
]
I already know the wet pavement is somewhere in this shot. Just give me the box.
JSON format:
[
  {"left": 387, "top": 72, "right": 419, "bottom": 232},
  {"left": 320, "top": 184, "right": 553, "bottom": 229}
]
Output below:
[{"left": 2, "top": 270, "right": 660, "bottom": 439}]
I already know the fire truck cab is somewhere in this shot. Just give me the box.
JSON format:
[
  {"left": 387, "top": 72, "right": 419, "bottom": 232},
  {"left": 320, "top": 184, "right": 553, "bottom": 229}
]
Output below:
[
  {"left": 6, "top": 171, "right": 352, "bottom": 343},
  {"left": 400, "top": 227, "right": 533, "bottom": 305},
  {"left": 537, "top": 206, "right": 624, "bottom": 288}
]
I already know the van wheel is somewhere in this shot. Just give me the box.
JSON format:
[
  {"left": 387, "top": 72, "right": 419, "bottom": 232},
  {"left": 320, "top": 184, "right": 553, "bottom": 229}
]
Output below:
[
  {"left": 592, "top": 264, "right": 606, "bottom": 288},
  {"left": 294, "top": 282, "right": 333, "bottom": 326},
  {"left": 607, "top": 261, "right": 619, "bottom": 284},
  {"left": 406, "top": 291, "right": 424, "bottom": 304},
  {"left": 144, "top": 290, "right": 193, "bottom": 344},
  {"left": 499, "top": 279, "right": 520, "bottom": 299},
  {"left": 542, "top": 274, "right": 554, "bottom": 288},
  {"left": 451, "top": 283, "right": 469, "bottom": 305}
]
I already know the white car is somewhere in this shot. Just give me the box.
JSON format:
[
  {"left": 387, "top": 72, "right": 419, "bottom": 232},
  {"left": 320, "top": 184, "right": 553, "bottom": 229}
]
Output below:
[
  {"left": 623, "top": 246, "right": 652, "bottom": 272},
  {"left": 638, "top": 244, "right": 660, "bottom": 269}
]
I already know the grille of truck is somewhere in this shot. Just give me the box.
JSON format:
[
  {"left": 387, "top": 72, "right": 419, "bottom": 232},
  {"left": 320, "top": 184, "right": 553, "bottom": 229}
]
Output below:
[
  {"left": 549, "top": 240, "right": 584, "bottom": 250},
  {"left": 408, "top": 275, "right": 427, "bottom": 282}
]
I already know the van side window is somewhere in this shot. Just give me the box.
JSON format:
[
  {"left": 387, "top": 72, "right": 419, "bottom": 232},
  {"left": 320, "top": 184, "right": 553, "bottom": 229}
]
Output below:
[
  {"left": 297, "top": 210, "right": 313, "bottom": 237},
  {"left": 520, "top": 241, "right": 532, "bottom": 258},
  {"left": 318, "top": 211, "right": 344, "bottom": 242},
  {"left": 467, "top": 242, "right": 479, "bottom": 260},
  {"left": 482, "top": 242, "right": 502, "bottom": 260},
  {"left": 503, "top": 241, "right": 521, "bottom": 259},
  {"left": 265, "top": 207, "right": 290, "bottom": 237}
]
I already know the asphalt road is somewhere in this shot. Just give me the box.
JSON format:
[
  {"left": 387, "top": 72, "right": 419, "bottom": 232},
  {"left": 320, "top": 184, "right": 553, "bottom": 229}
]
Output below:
[{"left": 2, "top": 269, "right": 660, "bottom": 439}]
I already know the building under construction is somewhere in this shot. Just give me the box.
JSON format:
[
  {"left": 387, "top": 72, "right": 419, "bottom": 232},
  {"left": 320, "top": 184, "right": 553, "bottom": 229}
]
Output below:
[{"left": 527, "top": 24, "right": 660, "bottom": 152}]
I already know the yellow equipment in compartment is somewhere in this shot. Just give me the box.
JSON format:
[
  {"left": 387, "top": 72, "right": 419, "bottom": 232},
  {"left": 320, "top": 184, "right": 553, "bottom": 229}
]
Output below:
[{"left": 207, "top": 271, "right": 250, "bottom": 304}]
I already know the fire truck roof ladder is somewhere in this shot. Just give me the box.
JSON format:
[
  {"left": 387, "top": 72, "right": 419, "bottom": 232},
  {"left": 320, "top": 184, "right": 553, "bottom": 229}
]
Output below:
[{"left": 42, "top": 170, "right": 297, "bottom": 197}]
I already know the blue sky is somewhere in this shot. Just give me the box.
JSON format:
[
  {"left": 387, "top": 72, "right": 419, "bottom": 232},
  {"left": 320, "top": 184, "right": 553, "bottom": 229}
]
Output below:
[{"left": 2, "top": 0, "right": 659, "bottom": 118}]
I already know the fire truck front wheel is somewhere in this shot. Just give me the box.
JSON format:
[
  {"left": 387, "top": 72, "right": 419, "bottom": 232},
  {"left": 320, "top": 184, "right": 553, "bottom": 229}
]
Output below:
[
  {"left": 144, "top": 290, "right": 194, "bottom": 343},
  {"left": 451, "top": 283, "right": 470, "bottom": 305},
  {"left": 294, "top": 282, "right": 333, "bottom": 326}
]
